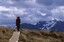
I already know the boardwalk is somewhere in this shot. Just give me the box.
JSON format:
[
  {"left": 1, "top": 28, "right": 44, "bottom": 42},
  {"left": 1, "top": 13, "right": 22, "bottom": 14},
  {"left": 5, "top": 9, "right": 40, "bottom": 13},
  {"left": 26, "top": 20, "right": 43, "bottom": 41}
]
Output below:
[{"left": 9, "top": 31, "right": 20, "bottom": 42}]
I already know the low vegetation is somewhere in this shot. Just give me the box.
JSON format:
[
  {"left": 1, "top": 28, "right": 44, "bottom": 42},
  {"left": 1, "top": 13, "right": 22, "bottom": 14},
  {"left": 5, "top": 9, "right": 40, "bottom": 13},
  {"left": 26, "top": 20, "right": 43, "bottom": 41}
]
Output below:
[
  {"left": 0, "top": 26, "right": 16, "bottom": 42},
  {"left": 19, "top": 29, "right": 64, "bottom": 42},
  {"left": 0, "top": 26, "right": 64, "bottom": 42}
]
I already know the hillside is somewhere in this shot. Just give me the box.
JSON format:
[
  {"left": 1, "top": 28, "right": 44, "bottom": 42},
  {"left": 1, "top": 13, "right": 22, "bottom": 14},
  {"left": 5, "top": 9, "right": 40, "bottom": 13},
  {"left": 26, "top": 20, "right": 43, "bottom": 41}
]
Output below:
[
  {"left": 19, "top": 29, "right": 64, "bottom": 42},
  {"left": 0, "top": 26, "right": 16, "bottom": 42},
  {"left": 0, "top": 26, "right": 64, "bottom": 42}
]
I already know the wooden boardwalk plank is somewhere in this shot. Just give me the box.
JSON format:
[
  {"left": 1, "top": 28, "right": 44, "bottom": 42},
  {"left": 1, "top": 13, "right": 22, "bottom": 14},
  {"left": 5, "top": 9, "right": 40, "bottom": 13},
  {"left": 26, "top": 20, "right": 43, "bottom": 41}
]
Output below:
[{"left": 9, "top": 31, "right": 20, "bottom": 42}]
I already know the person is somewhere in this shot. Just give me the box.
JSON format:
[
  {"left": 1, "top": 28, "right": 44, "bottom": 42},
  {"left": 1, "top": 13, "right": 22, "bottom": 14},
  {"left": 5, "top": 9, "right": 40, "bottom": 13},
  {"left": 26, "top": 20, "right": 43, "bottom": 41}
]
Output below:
[{"left": 16, "top": 16, "right": 21, "bottom": 31}]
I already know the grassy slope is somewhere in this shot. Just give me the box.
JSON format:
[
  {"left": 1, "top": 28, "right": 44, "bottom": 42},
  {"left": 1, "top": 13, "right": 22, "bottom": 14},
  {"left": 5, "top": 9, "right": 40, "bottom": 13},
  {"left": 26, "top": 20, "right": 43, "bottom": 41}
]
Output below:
[
  {"left": 0, "top": 26, "right": 16, "bottom": 42},
  {"left": 0, "top": 26, "right": 64, "bottom": 42},
  {"left": 19, "top": 29, "right": 64, "bottom": 42}
]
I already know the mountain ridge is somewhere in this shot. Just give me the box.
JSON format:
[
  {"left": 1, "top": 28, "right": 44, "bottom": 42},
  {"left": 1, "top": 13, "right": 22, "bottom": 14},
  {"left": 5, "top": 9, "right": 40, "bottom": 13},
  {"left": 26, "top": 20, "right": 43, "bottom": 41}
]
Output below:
[{"left": 20, "top": 20, "right": 64, "bottom": 32}]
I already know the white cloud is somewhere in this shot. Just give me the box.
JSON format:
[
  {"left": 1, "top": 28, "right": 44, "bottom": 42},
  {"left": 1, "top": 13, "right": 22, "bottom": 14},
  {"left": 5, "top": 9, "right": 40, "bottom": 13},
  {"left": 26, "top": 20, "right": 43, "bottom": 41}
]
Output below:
[
  {"left": 0, "top": 6, "right": 27, "bottom": 18},
  {"left": 4, "top": 14, "right": 16, "bottom": 18},
  {"left": 37, "top": 10, "right": 46, "bottom": 16},
  {"left": 0, "top": 6, "right": 26, "bottom": 14},
  {"left": 8, "top": 7, "right": 27, "bottom": 15},
  {"left": 41, "top": 13, "right": 46, "bottom": 16},
  {"left": 24, "top": 0, "right": 36, "bottom": 3},
  {"left": 51, "top": 6, "right": 64, "bottom": 20},
  {"left": 0, "top": 6, "right": 10, "bottom": 11},
  {"left": 51, "top": 6, "right": 64, "bottom": 14}
]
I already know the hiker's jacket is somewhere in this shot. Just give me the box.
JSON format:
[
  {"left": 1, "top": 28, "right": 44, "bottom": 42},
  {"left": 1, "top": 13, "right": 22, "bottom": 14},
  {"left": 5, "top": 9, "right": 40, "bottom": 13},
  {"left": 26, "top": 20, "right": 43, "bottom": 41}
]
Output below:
[{"left": 16, "top": 17, "right": 20, "bottom": 26}]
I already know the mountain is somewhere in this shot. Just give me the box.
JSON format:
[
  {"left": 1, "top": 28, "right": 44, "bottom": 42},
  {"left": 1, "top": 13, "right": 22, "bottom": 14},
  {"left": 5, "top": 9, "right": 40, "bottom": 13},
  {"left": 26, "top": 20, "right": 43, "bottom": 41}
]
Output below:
[
  {"left": 20, "top": 23, "right": 37, "bottom": 30},
  {"left": 50, "top": 21, "right": 64, "bottom": 32},
  {"left": 20, "top": 20, "right": 64, "bottom": 32},
  {"left": 20, "top": 21, "right": 47, "bottom": 30},
  {"left": 36, "top": 21, "right": 47, "bottom": 29}
]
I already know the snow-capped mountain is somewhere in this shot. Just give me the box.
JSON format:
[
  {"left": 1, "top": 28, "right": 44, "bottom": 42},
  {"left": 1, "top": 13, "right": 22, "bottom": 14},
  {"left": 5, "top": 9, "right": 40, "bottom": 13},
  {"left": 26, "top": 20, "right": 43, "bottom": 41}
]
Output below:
[
  {"left": 20, "top": 20, "right": 64, "bottom": 32},
  {"left": 41, "top": 19, "right": 57, "bottom": 30},
  {"left": 50, "top": 21, "right": 64, "bottom": 32}
]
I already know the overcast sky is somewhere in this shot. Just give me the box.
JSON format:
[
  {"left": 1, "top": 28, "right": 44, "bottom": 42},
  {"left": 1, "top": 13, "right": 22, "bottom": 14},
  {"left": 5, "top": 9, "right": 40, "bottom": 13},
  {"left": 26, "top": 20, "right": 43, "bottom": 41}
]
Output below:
[{"left": 0, "top": 0, "right": 64, "bottom": 27}]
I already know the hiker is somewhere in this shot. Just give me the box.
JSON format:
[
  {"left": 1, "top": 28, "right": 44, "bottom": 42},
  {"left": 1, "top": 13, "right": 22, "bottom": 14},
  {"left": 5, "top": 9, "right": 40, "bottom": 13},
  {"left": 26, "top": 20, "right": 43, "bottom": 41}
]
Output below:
[{"left": 16, "top": 16, "right": 21, "bottom": 31}]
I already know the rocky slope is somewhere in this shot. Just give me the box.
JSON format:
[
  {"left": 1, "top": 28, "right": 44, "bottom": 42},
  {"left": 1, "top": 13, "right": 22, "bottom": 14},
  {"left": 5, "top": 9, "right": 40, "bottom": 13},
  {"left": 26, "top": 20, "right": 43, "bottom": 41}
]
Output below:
[{"left": 19, "top": 29, "right": 64, "bottom": 42}]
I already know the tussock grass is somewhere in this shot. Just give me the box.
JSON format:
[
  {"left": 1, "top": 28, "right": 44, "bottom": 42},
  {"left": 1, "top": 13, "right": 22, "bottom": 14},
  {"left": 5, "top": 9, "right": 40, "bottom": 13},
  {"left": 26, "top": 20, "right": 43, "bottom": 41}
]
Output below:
[
  {"left": 0, "top": 26, "right": 16, "bottom": 42},
  {"left": 19, "top": 29, "right": 64, "bottom": 42}
]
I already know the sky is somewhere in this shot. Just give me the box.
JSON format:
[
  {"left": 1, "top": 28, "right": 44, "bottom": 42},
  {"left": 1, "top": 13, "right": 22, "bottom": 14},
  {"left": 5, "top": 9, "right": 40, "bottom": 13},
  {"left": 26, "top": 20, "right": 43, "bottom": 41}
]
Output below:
[{"left": 0, "top": 0, "right": 64, "bottom": 27}]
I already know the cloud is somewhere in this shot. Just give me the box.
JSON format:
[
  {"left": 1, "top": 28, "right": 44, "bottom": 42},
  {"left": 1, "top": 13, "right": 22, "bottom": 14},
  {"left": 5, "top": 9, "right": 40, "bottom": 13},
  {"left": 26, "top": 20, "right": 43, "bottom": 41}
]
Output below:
[
  {"left": 24, "top": 0, "right": 36, "bottom": 3},
  {"left": 0, "top": 0, "right": 64, "bottom": 27},
  {"left": 37, "top": 0, "right": 53, "bottom": 6},
  {"left": 0, "top": 6, "right": 27, "bottom": 18},
  {"left": 6, "top": 0, "right": 14, "bottom": 4},
  {"left": 37, "top": 10, "right": 46, "bottom": 16},
  {"left": 51, "top": 6, "right": 64, "bottom": 21},
  {"left": 4, "top": 14, "right": 16, "bottom": 18},
  {"left": 0, "top": 5, "right": 51, "bottom": 25},
  {"left": 37, "top": 0, "right": 64, "bottom": 6},
  {"left": 0, "top": 6, "right": 10, "bottom": 11}
]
